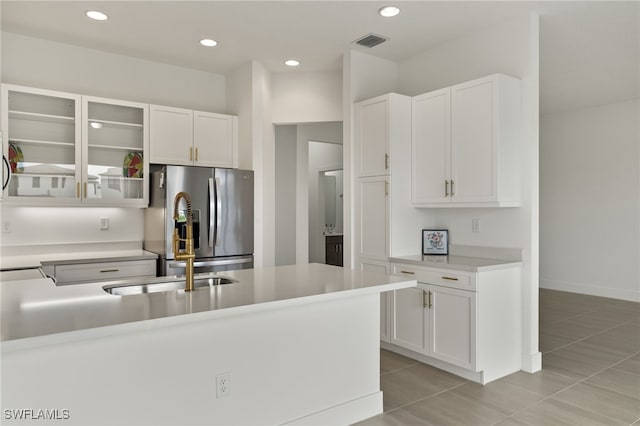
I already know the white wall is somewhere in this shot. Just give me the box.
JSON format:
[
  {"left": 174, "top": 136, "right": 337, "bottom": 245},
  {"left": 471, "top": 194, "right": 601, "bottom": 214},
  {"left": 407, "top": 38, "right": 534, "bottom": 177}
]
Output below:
[
  {"left": 0, "top": 207, "right": 143, "bottom": 247},
  {"left": 274, "top": 125, "right": 297, "bottom": 266},
  {"left": 271, "top": 71, "right": 342, "bottom": 124},
  {"left": 308, "top": 141, "right": 343, "bottom": 263},
  {"left": 1, "top": 32, "right": 226, "bottom": 111},
  {"left": 226, "top": 62, "right": 254, "bottom": 171},
  {"left": 251, "top": 61, "right": 275, "bottom": 268},
  {"left": 540, "top": 99, "right": 640, "bottom": 301}
]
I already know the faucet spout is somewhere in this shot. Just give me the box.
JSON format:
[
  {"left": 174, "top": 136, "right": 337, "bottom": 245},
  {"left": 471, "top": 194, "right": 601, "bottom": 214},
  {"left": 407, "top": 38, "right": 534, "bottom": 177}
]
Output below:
[{"left": 172, "top": 191, "right": 195, "bottom": 292}]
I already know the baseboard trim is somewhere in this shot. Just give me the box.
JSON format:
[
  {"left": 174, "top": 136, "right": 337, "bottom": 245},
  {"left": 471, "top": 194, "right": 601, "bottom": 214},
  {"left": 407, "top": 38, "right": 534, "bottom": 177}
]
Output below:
[
  {"left": 540, "top": 278, "right": 640, "bottom": 302},
  {"left": 521, "top": 351, "right": 542, "bottom": 373},
  {"left": 381, "top": 342, "right": 486, "bottom": 384},
  {"left": 283, "top": 392, "right": 382, "bottom": 426}
]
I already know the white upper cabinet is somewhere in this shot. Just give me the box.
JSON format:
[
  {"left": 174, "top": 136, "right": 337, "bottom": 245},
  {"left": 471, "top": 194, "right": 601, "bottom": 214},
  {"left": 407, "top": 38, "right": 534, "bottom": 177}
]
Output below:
[
  {"left": 150, "top": 105, "right": 237, "bottom": 169},
  {"left": 193, "top": 111, "right": 237, "bottom": 168},
  {"left": 412, "top": 74, "right": 522, "bottom": 207},
  {"left": 1, "top": 84, "right": 149, "bottom": 207},
  {"left": 149, "top": 105, "right": 193, "bottom": 166},
  {"left": 412, "top": 88, "right": 451, "bottom": 205}
]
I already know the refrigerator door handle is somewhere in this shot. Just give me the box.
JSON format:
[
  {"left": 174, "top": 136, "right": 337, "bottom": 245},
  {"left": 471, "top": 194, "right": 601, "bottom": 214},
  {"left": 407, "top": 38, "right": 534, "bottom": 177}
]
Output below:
[
  {"left": 215, "top": 177, "right": 222, "bottom": 247},
  {"left": 208, "top": 178, "right": 215, "bottom": 248}
]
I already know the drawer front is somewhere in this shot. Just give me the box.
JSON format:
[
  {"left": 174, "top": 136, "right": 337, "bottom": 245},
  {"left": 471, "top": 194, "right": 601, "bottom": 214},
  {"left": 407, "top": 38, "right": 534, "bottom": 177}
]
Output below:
[
  {"left": 392, "top": 264, "right": 475, "bottom": 291},
  {"left": 55, "top": 260, "right": 156, "bottom": 284}
]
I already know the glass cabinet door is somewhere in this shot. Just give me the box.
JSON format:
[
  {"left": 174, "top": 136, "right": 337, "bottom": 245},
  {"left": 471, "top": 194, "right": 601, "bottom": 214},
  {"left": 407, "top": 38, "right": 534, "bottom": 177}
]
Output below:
[
  {"left": 82, "top": 97, "right": 148, "bottom": 205},
  {"left": 2, "top": 85, "right": 82, "bottom": 202}
]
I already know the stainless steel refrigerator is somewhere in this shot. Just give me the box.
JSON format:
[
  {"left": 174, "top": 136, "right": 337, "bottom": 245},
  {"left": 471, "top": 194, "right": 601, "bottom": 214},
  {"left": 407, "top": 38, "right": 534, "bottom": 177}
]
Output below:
[{"left": 144, "top": 165, "right": 254, "bottom": 276}]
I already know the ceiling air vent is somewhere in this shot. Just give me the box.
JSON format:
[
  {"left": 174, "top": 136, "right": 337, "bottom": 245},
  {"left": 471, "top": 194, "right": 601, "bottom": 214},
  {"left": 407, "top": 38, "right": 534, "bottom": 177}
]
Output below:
[{"left": 354, "top": 33, "right": 388, "bottom": 48}]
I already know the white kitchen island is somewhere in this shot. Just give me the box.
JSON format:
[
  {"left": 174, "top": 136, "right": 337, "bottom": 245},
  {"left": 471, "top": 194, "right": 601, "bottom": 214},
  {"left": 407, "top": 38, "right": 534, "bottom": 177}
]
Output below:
[{"left": 1, "top": 263, "right": 416, "bottom": 426}]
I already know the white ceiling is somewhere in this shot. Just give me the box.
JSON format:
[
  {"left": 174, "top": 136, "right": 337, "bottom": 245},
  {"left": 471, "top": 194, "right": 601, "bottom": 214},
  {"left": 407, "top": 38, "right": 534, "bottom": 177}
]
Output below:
[{"left": 2, "top": 1, "right": 638, "bottom": 114}]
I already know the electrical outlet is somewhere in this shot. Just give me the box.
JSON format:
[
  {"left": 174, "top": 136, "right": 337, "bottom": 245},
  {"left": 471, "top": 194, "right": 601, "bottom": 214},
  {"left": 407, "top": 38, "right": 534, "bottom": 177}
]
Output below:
[
  {"left": 2, "top": 221, "right": 11, "bottom": 233},
  {"left": 472, "top": 218, "right": 480, "bottom": 233},
  {"left": 216, "top": 372, "right": 231, "bottom": 398},
  {"left": 100, "top": 217, "right": 109, "bottom": 230}
]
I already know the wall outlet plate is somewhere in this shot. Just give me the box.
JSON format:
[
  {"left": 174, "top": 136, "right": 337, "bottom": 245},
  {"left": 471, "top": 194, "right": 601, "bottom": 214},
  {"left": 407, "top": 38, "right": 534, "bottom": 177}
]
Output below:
[
  {"left": 472, "top": 218, "right": 480, "bottom": 233},
  {"left": 100, "top": 217, "right": 109, "bottom": 230},
  {"left": 216, "top": 372, "right": 231, "bottom": 398}
]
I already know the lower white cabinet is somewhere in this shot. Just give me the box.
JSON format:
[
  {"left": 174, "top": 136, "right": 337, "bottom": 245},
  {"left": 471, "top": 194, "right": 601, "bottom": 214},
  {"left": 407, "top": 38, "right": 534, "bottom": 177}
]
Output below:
[
  {"left": 388, "top": 262, "right": 521, "bottom": 384},
  {"left": 50, "top": 259, "right": 156, "bottom": 285}
]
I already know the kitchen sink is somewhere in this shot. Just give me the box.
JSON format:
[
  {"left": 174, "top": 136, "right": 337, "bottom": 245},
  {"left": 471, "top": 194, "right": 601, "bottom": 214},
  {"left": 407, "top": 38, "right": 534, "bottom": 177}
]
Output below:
[{"left": 103, "top": 276, "right": 237, "bottom": 296}]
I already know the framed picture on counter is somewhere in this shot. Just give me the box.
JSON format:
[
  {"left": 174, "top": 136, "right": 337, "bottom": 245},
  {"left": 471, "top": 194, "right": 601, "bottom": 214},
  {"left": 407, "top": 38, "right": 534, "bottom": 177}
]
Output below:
[{"left": 422, "top": 229, "right": 449, "bottom": 255}]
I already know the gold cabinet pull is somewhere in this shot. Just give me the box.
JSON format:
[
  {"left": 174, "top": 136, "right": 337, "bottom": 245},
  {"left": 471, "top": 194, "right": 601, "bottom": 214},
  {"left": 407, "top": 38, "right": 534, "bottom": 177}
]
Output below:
[
  {"left": 442, "top": 276, "right": 458, "bottom": 281},
  {"left": 84, "top": 182, "right": 87, "bottom": 198},
  {"left": 99, "top": 269, "right": 119, "bottom": 273},
  {"left": 76, "top": 182, "right": 80, "bottom": 198},
  {"left": 195, "top": 147, "right": 199, "bottom": 162},
  {"left": 423, "top": 290, "right": 429, "bottom": 308},
  {"left": 385, "top": 153, "right": 389, "bottom": 170},
  {"left": 428, "top": 290, "right": 433, "bottom": 309},
  {"left": 400, "top": 270, "right": 415, "bottom": 275},
  {"left": 189, "top": 146, "right": 193, "bottom": 161},
  {"left": 385, "top": 180, "right": 389, "bottom": 196},
  {"left": 451, "top": 180, "right": 455, "bottom": 196},
  {"left": 445, "top": 180, "right": 449, "bottom": 197}
]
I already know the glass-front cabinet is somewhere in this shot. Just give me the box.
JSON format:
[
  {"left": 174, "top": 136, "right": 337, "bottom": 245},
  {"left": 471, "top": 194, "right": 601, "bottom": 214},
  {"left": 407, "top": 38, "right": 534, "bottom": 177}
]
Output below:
[
  {"left": 83, "top": 97, "right": 148, "bottom": 205},
  {"left": 1, "top": 85, "right": 81, "bottom": 202},
  {"left": 1, "top": 84, "right": 149, "bottom": 207}
]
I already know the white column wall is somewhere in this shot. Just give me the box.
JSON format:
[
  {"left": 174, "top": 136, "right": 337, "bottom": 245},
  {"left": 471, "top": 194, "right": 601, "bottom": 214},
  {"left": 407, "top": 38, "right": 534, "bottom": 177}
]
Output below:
[{"left": 274, "top": 125, "right": 297, "bottom": 266}]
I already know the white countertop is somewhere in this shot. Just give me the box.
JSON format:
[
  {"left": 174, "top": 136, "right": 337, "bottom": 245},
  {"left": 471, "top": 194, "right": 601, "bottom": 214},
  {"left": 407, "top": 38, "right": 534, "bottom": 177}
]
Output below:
[
  {"left": 390, "top": 254, "right": 522, "bottom": 272},
  {"left": 1, "top": 263, "right": 416, "bottom": 347},
  {"left": 0, "top": 249, "right": 158, "bottom": 270}
]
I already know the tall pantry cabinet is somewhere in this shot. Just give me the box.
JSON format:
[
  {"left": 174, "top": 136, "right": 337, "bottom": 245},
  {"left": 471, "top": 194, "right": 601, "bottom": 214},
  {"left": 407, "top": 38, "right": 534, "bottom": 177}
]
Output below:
[{"left": 354, "top": 93, "right": 422, "bottom": 342}]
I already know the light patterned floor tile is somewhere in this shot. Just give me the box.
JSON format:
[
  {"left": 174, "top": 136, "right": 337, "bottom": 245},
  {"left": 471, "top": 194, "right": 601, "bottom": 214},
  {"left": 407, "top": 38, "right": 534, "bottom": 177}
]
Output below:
[
  {"left": 402, "top": 390, "right": 508, "bottom": 426},
  {"left": 552, "top": 382, "right": 640, "bottom": 424},
  {"left": 380, "top": 363, "right": 466, "bottom": 411},
  {"left": 380, "top": 349, "right": 418, "bottom": 374},
  {"left": 512, "top": 398, "right": 627, "bottom": 426},
  {"left": 585, "top": 367, "right": 640, "bottom": 399}
]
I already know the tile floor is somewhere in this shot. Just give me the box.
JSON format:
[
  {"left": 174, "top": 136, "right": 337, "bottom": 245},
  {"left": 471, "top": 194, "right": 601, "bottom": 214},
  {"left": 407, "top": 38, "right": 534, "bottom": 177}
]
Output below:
[{"left": 356, "top": 289, "right": 640, "bottom": 426}]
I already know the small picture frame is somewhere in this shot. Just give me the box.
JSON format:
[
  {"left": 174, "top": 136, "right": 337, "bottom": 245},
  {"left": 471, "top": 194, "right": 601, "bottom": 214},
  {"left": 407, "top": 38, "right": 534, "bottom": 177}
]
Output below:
[{"left": 422, "top": 229, "right": 449, "bottom": 255}]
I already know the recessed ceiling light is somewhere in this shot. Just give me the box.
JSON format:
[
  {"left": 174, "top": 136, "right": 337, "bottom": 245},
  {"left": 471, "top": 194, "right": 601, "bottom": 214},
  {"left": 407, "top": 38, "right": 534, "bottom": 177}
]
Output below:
[
  {"left": 86, "top": 10, "right": 108, "bottom": 21},
  {"left": 378, "top": 6, "right": 400, "bottom": 17},
  {"left": 200, "top": 39, "right": 218, "bottom": 47},
  {"left": 90, "top": 122, "right": 103, "bottom": 129},
  {"left": 285, "top": 59, "right": 300, "bottom": 67}
]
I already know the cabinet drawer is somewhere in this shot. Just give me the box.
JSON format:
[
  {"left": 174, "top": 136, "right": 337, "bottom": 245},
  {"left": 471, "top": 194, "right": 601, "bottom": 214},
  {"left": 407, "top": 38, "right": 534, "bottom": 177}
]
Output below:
[
  {"left": 392, "top": 264, "right": 475, "bottom": 291},
  {"left": 55, "top": 260, "right": 156, "bottom": 285}
]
